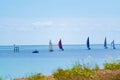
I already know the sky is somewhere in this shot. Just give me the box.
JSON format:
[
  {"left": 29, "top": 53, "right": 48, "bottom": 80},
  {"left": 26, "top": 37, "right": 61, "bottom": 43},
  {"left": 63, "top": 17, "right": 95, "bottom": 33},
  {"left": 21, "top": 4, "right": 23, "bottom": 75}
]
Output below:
[{"left": 0, "top": 0, "right": 120, "bottom": 45}]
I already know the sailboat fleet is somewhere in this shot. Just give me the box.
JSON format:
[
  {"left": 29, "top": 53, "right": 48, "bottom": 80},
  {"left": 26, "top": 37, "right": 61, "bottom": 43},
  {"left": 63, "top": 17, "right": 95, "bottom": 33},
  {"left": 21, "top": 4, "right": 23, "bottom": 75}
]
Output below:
[
  {"left": 49, "top": 39, "right": 64, "bottom": 52},
  {"left": 47, "top": 37, "right": 116, "bottom": 52},
  {"left": 103, "top": 37, "right": 116, "bottom": 49},
  {"left": 14, "top": 37, "right": 117, "bottom": 53}
]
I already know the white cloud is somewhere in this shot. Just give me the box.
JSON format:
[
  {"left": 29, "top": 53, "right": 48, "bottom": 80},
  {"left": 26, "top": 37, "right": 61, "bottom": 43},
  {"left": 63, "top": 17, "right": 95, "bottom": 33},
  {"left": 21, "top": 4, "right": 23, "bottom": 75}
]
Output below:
[
  {"left": 0, "top": 19, "right": 34, "bottom": 31},
  {"left": 0, "top": 17, "right": 120, "bottom": 32},
  {"left": 0, "top": 17, "right": 120, "bottom": 44},
  {"left": 32, "top": 21, "right": 54, "bottom": 27}
]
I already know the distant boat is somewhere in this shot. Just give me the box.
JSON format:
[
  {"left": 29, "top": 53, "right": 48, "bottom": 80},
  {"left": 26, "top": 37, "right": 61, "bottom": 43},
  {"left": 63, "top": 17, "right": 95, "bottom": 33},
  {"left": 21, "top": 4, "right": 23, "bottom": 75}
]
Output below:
[
  {"left": 58, "top": 39, "right": 64, "bottom": 51},
  {"left": 111, "top": 40, "right": 116, "bottom": 49},
  {"left": 32, "top": 50, "right": 39, "bottom": 53},
  {"left": 104, "top": 37, "right": 107, "bottom": 49},
  {"left": 49, "top": 40, "right": 54, "bottom": 52},
  {"left": 87, "top": 37, "right": 91, "bottom": 50}
]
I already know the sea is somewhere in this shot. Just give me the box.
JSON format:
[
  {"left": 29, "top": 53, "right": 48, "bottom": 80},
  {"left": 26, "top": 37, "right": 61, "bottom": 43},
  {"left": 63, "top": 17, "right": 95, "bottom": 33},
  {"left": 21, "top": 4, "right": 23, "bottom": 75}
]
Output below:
[{"left": 0, "top": 44, "right": 120, "bottom": 79}]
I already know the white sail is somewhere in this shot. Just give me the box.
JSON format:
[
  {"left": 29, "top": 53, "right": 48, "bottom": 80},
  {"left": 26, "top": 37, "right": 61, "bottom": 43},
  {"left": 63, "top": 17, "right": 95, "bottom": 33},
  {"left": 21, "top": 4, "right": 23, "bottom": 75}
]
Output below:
[{"left": 49, "top": 40, "right": 53, "bottom": 51}]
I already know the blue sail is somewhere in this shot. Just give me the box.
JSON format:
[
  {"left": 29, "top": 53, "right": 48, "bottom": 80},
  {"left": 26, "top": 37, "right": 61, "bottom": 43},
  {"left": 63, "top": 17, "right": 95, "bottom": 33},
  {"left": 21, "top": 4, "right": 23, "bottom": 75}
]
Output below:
[
  {"left": 111, "top": 40, "right": 116, "bottom": 49},
  {"left": 104, "top": 37, "right": 107, "bottom": 49},
  {"left": 87, "top": 37, "right": 91, "bottom": 50}
]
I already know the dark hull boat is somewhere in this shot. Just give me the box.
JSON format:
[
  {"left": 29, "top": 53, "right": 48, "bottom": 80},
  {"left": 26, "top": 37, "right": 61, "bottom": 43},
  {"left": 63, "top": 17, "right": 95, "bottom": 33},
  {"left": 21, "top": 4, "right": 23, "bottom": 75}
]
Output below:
[
  {"left": 104, "top": 37, "right": 108, "bottom": 49},
  {"left": 58, "top": 39, "right": 64, "bottom": 51},
  {"left": 87, "top": 37, "right": 91, "bottom": 50},
  {"left": 32, "top": 50, "right": 39, "bottom": 53}
]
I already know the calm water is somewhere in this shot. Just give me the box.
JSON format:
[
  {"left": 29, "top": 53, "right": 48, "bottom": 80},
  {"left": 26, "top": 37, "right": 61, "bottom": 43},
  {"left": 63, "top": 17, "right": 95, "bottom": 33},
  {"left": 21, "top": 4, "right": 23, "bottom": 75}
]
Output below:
[{"left": 0, "top": 45, "right": 120, "bottom": 79}]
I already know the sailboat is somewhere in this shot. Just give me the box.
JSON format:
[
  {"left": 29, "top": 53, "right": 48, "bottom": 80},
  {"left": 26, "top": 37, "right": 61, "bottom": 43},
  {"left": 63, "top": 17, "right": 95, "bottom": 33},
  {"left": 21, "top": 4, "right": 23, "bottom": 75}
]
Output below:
[
  {"left": 58, "top": 39, "right": 64, "bottom": 51},
  {"left": 111, "top": 40, "right": 116, "bottom": 49},
  {"left": 104, "top": 37, "right": 107, "bottom": 49},
  {"left": 87, "top": 37, "right": 91, "bottom": 50},
  {"left": 49, "top": 40, "right": 54, "bottom": 52}
]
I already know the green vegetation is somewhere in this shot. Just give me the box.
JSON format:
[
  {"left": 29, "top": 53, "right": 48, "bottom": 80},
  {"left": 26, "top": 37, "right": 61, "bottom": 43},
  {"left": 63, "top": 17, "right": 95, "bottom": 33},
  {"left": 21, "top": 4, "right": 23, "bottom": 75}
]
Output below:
[
  {"left": 0, "top": 78, "right": 3, "bottom": 80},
  {"left": 53, "top": 61, "right": 120, "bottom": 80},
  {"left": 104, "top": 60, "right": 120, "bottom": 70},
  {"left": 27, "top": 73, "right": 45, "bottom": 80},
  {"left": 8, "top": 60, "right": 120, "bottom": 80},
  {"left": 53, "top": 63, "right": 95, "bottom": 80}
]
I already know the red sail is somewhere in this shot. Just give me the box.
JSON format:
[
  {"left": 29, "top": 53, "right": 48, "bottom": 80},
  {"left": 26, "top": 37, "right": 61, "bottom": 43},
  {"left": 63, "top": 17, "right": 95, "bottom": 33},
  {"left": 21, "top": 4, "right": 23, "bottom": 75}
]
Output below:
[
  {"left": 58, "top": 40, "right": 61, "bottom": 48},
  {"left": 58, "top": 39, "right": 64, "bottom": 50}
]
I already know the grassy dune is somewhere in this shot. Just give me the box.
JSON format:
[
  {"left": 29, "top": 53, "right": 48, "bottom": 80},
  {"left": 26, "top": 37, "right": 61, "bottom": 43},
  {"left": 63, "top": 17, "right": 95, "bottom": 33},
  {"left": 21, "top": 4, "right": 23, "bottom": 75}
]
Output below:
[{"left": 7, "top": 60, "right": 120, "bottom": 80}]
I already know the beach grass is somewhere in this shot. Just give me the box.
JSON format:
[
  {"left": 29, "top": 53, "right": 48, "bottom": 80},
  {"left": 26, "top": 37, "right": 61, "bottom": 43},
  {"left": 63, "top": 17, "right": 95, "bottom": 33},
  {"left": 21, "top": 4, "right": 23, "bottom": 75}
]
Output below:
[
  {"left": 13, "top": 61, "right": 120, "bottom": 80},
  {"left": 53, "top": 63, "right": 95, "bottom": 80},
  {"left": 27, "top": 73, "right": 45, "bottom": 80},
  {"left": 53, "top": 61, "right": 120, "bottom": 80},
  {"left": 0, "top": 78, "right": 3, "bottom": 80},
  {"left": 104, "top": 60, "right": 120, "bottom": 70}
]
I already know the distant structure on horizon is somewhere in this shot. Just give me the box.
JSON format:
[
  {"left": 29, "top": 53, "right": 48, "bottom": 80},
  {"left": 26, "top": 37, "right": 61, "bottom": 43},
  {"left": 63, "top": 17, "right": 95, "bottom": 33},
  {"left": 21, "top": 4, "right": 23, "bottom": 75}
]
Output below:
[{"left": 13, "top": 44, "right": 19, "bottom": 53}]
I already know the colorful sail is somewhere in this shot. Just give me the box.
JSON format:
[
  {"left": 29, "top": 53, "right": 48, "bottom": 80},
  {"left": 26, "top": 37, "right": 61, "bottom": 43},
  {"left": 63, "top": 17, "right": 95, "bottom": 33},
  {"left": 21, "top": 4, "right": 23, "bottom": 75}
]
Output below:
[
  {"left": 111, "top": 40, "right": 115, "bottom": 49},
  {"left": 58, "top": 39, "right": 64, "bottom": 51},
  {"left": 49, "top": 40, "right": 53, "bottom": 52},
  {"left": 104, "top": 37, "right": 107, "bottom": 49},
  {"left": 87, "top": 37, "right": 91, "bottom": 50}
]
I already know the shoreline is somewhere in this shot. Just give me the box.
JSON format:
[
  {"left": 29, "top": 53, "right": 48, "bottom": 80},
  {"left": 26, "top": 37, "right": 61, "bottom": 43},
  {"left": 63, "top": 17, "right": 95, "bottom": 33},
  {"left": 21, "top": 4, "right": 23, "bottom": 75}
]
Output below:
[{"left": 14, "top": 70, "right": 120, "bottom": 80}]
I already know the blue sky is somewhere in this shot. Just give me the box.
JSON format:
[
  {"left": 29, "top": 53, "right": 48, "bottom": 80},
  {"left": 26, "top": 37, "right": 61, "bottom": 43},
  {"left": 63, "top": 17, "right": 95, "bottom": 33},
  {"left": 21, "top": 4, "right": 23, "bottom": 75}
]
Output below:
[{"left": 0, "top": 0, "right": 120, "bottom": 45}]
